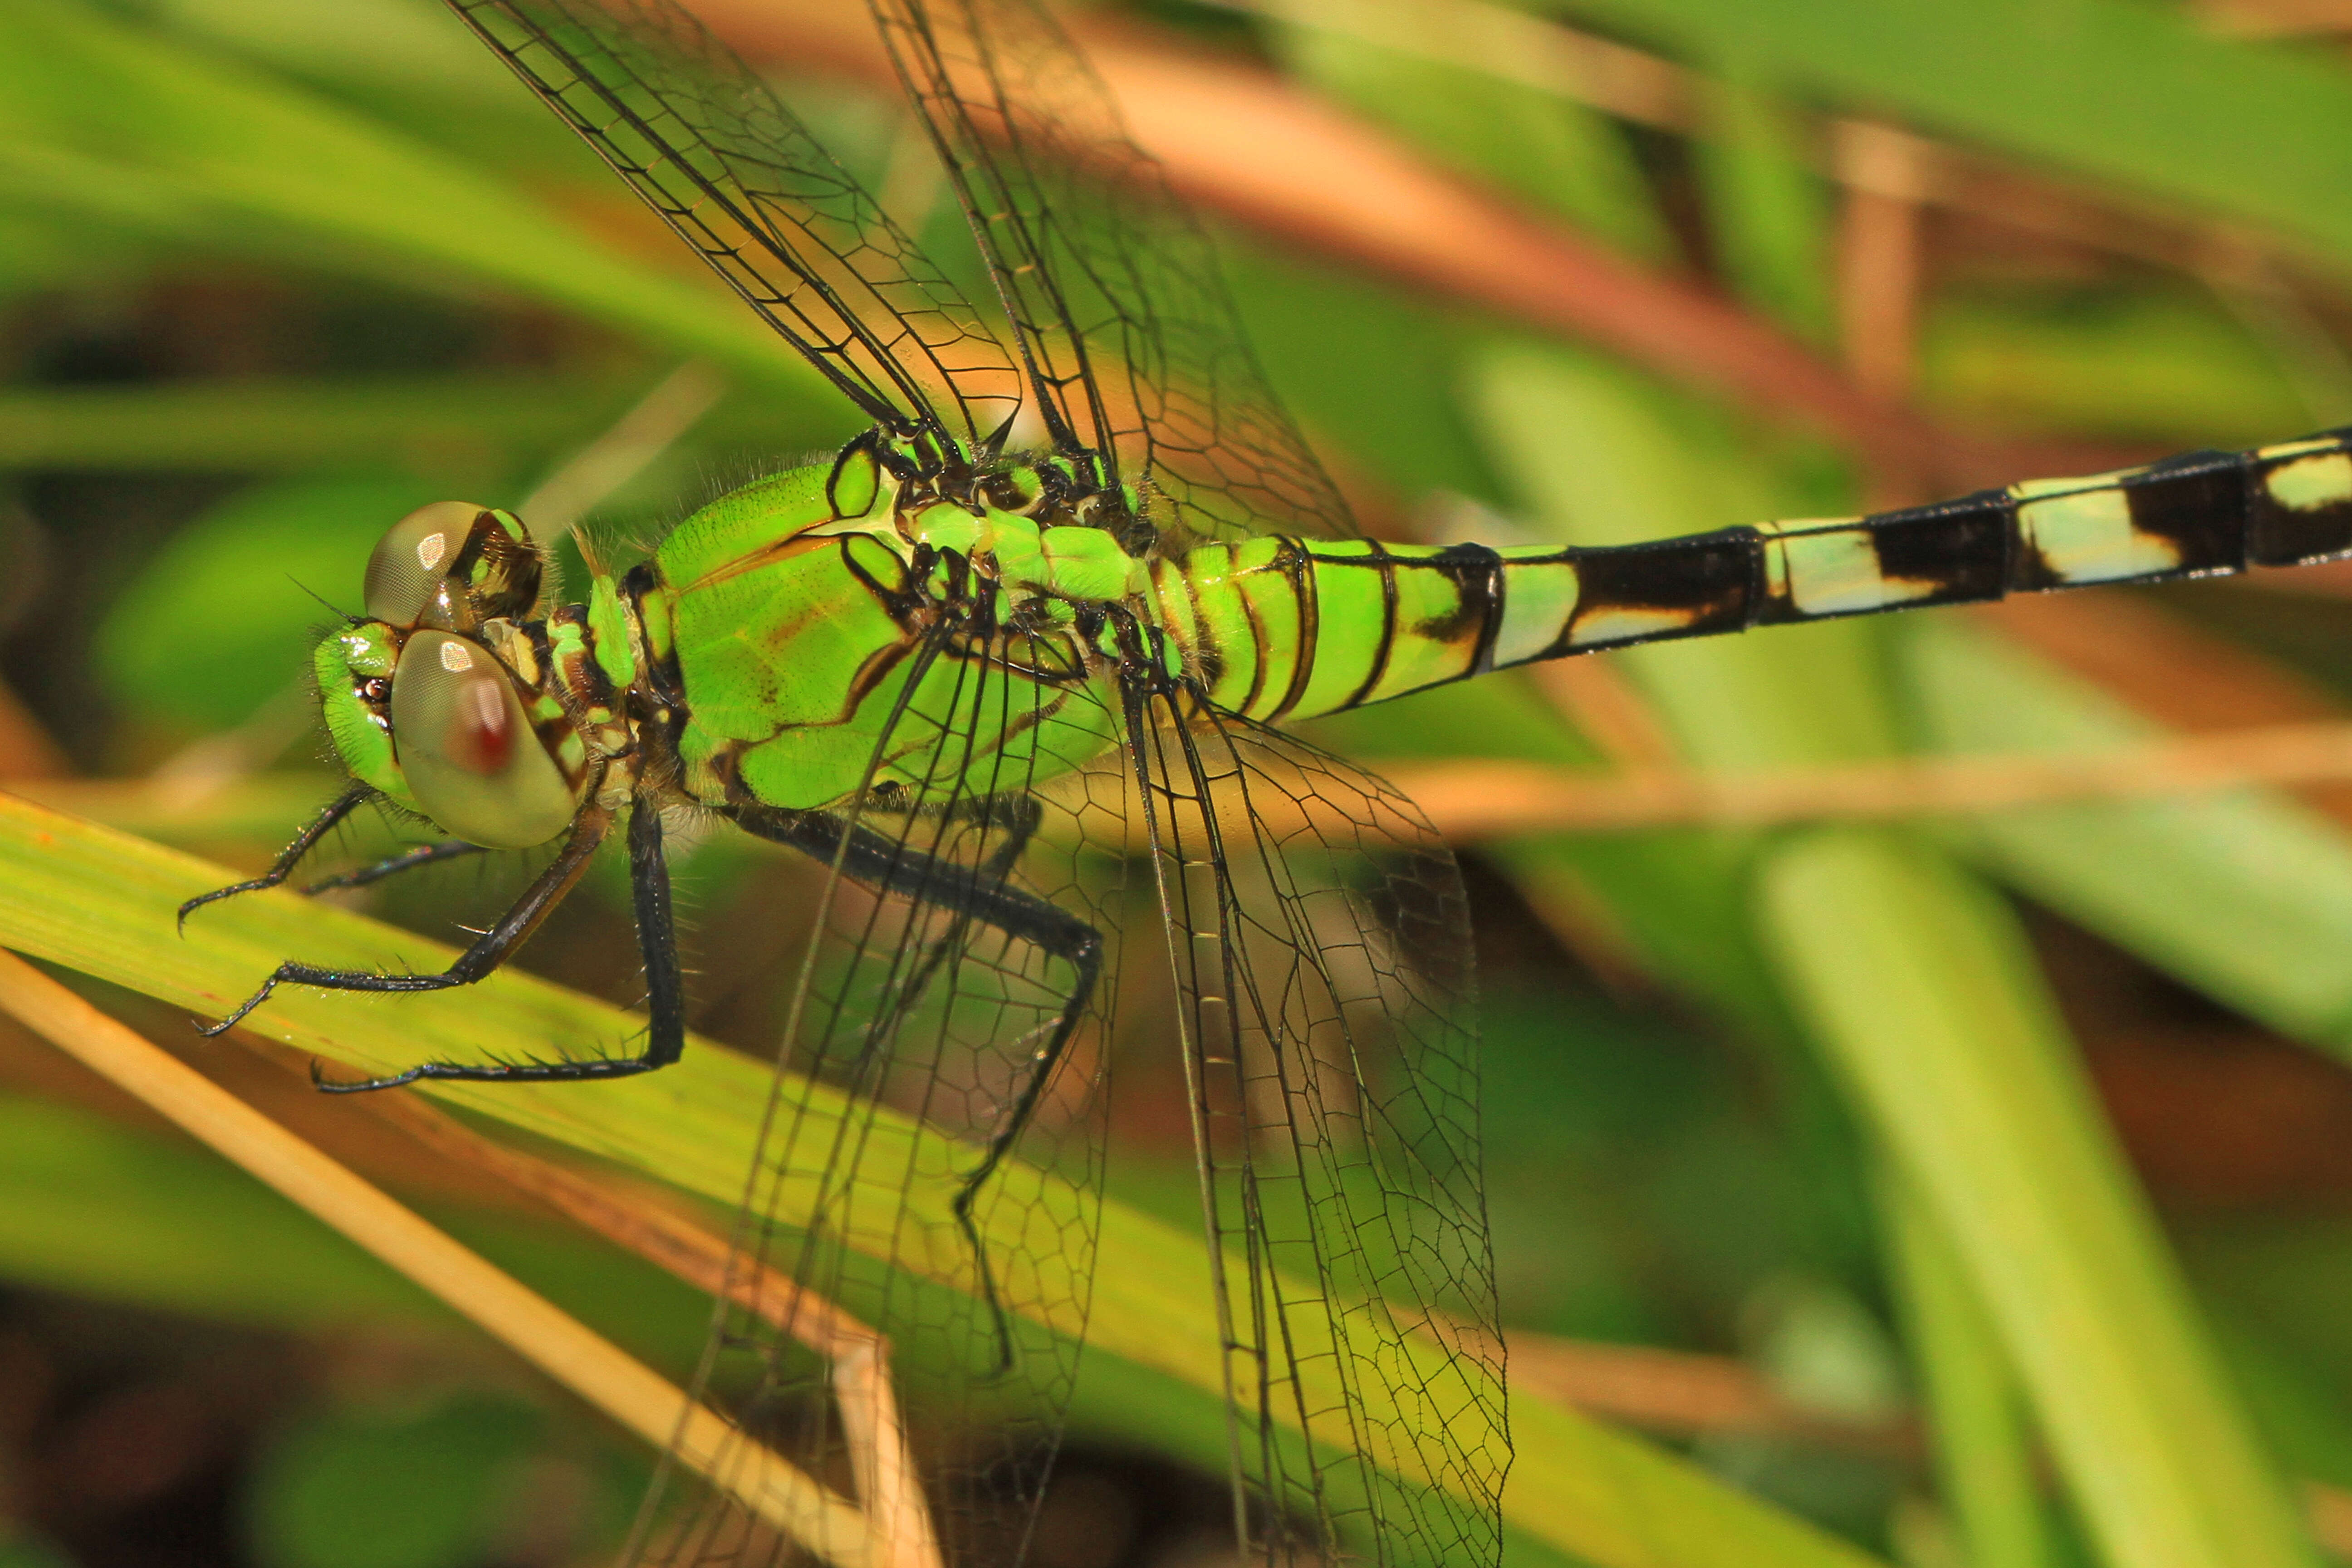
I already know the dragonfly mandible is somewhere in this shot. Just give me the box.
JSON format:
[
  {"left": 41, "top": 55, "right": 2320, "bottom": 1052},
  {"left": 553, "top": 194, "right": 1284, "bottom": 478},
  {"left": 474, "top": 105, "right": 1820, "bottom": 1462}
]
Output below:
[{"left": 175, "top": 0, "right": 2352, "bottom": 1563}]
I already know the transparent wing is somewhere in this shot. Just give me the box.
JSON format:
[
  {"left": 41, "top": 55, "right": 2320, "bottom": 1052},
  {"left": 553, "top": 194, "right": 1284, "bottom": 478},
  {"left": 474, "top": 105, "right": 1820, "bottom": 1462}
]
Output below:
[
  {"left": 454, "top": 0, "right": 1024, "bottom": 451},
  {"left": 873, "top": 0, "right": 1360, "bottom": 544},
  {"left": 642, "top": 621, "right": 1127, "bottom": 1565},
  {"left": 1122, "top": 686, "right": 1507, "bottom": 1564}
]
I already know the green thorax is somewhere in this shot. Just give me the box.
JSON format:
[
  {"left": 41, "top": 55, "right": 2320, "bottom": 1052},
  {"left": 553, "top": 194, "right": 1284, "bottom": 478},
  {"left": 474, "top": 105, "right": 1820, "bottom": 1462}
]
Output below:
[{"left": 640, "top": 455, "right": 1146, "bottom": 813}]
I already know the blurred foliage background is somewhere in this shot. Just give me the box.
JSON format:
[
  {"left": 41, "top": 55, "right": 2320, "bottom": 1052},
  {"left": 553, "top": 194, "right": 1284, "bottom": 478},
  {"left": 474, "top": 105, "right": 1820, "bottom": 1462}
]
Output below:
[{"left": 15, "top": 0, "right": 2352, "bottom": 1565}]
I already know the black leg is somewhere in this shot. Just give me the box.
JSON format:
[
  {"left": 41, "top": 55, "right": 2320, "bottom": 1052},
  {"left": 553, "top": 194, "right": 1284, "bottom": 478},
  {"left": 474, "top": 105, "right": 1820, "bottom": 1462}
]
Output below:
[
  {"left": 193, "top": 797, "right": 607, "bottom": 1069},
  {"left": 303, "top": 839, "right": 490, "bottom": 896},
  {"left": 178, "top": 783, "right": 372, "bottom": 931},
  {"left": 726, "top": 799, "right": 1101, "bottom": 1372},
  {"left": 867, "top": 793, "right": 1044, "bottom": 1042},
  {"left": 301, "top": 798, "right": 689, "bottom": 1092}
]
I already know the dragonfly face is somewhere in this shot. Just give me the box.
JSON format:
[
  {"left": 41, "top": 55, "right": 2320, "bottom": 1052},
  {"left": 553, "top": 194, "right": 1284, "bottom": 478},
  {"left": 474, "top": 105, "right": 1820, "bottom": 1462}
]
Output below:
[{"left": 316, "top": 502, "right": 587, "bottom": 850}]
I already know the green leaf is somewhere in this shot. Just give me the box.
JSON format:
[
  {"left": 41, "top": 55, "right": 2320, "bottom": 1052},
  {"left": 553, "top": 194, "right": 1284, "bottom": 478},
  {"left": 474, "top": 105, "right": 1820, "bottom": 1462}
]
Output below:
[
  {"left": 1880, "top": 1166, "right": 2060, "bottom": 1568},
  {"left": 1271, "top": 0, "right": 1671, "bottom": 258},
  {"left": 1759, "top": 833, "right": 2316, "bottom": 1568},
  {"left": 0, "top": 0, "right": 824, "bottom": 396},
  {"left": 249, "top": 1394, "right": 551, "bottom": 1568},
  {"left": 1692, "top": 74, "right": 1833, "bottom": 346},
  {"left": 1541, "top": 0, "right": 2352, "bottom": 277},
  {"left": 96, "top": 475, "right": 441, "bottom": 733}
]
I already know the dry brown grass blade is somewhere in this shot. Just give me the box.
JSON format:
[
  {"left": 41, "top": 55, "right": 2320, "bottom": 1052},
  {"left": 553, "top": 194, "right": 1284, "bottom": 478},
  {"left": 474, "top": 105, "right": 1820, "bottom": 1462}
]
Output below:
[
  {"left": 1384, "top": 719, "right": 2352, "bottom": 838},
  {"left": 688, "top": 0, "right": 2036, "bottom": 486},
  {"left": 1970, "top": 594, "right": 2352, "bottom": 827},
  {"left": 1508, "top": 1331, "right": 1912, "bottom": 1455},
  {"left": 357, "top": 1091, "right": 943, "bottom": 1568},
  {"left": 0, "top": 950, "right": 879, "bottom": 1568}
]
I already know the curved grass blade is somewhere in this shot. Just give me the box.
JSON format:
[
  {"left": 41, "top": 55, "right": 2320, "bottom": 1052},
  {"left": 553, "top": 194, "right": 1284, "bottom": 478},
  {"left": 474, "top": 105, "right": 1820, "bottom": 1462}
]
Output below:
[
  {"left": 1468, "top": 338, "right": 2312, "bottom": 1568},
  {"left": 1759, "top": 832, "right": 2315, "bottom": 1568},
  {"left": 0, "top": 951, "right": 875, "bottom": 1568},
  {"left": 0, "top": 0, "right": 820, "bottom": 397},
  {"left": 1899, "top": 615, "right": 2352, "bottom": 1057}
]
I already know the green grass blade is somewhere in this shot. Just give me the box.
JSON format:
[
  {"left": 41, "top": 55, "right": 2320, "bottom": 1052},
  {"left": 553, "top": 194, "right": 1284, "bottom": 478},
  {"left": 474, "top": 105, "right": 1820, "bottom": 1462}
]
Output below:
[
  {"left": 1537, "top": 0, "right": 2352, "bottom": 275},
  {"left": 1691, "top": 73, "right": 1833, "bottom": 347},
  {"left": 1759, "top": 832, "right": 2315, "bottom": 1568},
  {"left": 1880, "top": 1165, "right": 2058, "bottom": 1568},
  {"left": 0, "top": 790, "right": 1890, "bottom": 1568},
  {"left": 0, "top": 0, "right": 823, "bottom": 396}
]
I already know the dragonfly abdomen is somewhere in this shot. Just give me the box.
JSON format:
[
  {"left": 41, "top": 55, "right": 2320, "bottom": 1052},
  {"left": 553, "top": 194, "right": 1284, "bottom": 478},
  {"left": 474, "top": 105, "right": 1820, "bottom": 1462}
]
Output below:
[{"left": 1163, "top": 427, "right": 2352, "bottom": 723}]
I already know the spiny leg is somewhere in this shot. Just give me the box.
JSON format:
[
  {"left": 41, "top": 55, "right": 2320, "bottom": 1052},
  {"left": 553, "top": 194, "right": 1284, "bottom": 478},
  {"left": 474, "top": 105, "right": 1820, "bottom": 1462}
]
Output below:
[
  {"left": 726, "top": 800, "right": 1101, "bottom": 1371},
  {"left": 309, "top": 797, "right": 689, "bottom": 1091},
  {"left": 196, "top": 797, "right": 609, "bottom": 1060},
  {"left": 303, "top": 839, "right": 491, "bottom": 896},
  {"left": 867, "top": 793, "right": 1046, "bottom": 1046},
  {"left": 187, "top": 793, "right": 675, "bottom": 1091},
  {"left": 177, "top": 782, "right": 372, "bottom": 931}
]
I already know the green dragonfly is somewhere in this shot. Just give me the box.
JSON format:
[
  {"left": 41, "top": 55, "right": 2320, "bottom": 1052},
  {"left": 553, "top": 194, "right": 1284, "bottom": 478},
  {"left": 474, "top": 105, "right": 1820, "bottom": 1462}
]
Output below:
[{"left": 174, "top": 0, "right": 2352, "bottom": 1563}]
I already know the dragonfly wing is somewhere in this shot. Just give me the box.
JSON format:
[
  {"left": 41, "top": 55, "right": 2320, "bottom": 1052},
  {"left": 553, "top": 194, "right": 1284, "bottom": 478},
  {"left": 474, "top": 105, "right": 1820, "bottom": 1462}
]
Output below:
[
  {"left": 1121, "top": 687, "right": 1507, "bottom": 1564},
  {"left": 645, "top": 621, "right": 1125, "bottom": 1565},
  {"left": 453, "top": 0, "right": 1024, "bottom": 451},
  {"left": 873, "top": 0, "right": 1360, "bottom": 543}
]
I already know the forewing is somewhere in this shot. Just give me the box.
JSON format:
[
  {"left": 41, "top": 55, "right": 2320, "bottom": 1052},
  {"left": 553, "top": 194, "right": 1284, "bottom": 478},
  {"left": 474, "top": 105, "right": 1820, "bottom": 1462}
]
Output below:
[
  {"left": 1122, "top": 690, "right": 1506, "bottom": 1563},
  {"left": 452, "top": 0, "right": 1024, "bottom": 449},
  {"left": 873, "top": 0, "right": 1360, "bottom": 543},
  {"left": 643, "top": 622, "right": 1127, "bottom": 1565}
]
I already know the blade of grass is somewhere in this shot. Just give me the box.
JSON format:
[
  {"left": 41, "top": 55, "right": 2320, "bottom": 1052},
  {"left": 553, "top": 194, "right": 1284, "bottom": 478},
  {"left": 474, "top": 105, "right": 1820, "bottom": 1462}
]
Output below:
[
  {"left": 1759, "top": 831, "right": 2315, "bottom": 1568},
  {"left": 0, "top": 0, "right": 824, "bottom": 397},
  {"left": 1545, "top": 0, "right": 2352, "bottom": 278},
  {"left": 0, "top": 789, "right": 1891, "bottom": 1568},
  {"left": 0, "top": 948, "right": 874, "bottom": 1568},
  {"left": 1879, "top": 1164, "right": 2057, "bottom": 1568}
]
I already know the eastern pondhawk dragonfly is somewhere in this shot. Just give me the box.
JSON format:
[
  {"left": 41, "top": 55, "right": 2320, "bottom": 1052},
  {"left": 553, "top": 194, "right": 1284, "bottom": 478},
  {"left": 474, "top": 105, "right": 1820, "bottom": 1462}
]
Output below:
[{"left": 170, "top": 0, "right": 2352, "bottom": 1563}]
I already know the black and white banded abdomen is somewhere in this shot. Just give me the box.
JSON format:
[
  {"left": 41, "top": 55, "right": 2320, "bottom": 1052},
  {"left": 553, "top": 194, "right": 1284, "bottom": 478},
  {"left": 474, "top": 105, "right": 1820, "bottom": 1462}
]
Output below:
[{"left": 1142, "top": 428, "right": 2352, "bottom": 723}]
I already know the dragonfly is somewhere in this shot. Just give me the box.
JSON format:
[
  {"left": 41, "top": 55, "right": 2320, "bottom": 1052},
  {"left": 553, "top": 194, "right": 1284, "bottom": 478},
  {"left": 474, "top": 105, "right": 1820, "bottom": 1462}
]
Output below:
[{"left": 172, "top": 0, "right": 2352, "bottom": 1562}]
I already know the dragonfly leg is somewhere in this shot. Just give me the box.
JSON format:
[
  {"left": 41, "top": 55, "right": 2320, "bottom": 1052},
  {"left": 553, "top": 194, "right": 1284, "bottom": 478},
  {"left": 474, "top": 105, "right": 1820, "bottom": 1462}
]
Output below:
[
  {"left": 305, "top": 797, "right": 687, "bottom": 1091},
  {"left": 868, "top": 793, "right": 1044, "bottom": 1036},
  {"left": 177, "top": 782, "right": 372, "bottom": 931},
  {"left": 725, "top": 801, "right": 1102, "bottom": 1371},
  {"left": 191, "top": 796, "right": 679, "bottom": 1091},
  {"left": 301, "top": 839, "right": 491, "bottom": 896}
]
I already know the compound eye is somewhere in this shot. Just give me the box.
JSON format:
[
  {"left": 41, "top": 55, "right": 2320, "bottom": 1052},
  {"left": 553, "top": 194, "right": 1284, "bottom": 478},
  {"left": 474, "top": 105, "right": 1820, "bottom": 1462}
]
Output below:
[
  {"left": 390, "top": 632, "right": 578, "bottom": 848},
  {"left": 366, "top": 502, "right": 492, "bottom": 626}
]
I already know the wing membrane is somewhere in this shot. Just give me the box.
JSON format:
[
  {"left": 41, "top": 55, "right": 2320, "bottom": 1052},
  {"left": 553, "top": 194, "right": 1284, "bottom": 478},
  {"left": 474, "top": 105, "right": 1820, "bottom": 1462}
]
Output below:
[
  {"left": 1122, "top": 691, "right": 1507, "bottom": 1563},
  {"left": 455, "top": 0, "right": 1024, "bottom": 450},
  {"left": 873, "top": 0, "right": 1359, "bottom": 542},
  {"left": 646, "top": 621, "right": 1126, "bottom": 1564}
]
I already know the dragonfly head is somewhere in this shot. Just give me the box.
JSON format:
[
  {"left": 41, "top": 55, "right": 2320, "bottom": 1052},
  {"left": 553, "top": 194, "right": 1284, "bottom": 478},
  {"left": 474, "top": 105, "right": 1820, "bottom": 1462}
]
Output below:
[{"left": 314, "top": 503, "right": 585, "bottom": 850}]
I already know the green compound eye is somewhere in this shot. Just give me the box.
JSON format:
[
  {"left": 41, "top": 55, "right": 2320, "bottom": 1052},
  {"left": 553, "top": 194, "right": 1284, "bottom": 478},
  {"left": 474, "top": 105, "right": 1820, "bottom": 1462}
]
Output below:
[
  {"left": 365, "top": 502, "right": 542, "bottom": 630},
  {"left": 390, "top": 632, "right": 578, "bottom": 848},
  {"left": 367, "top": 502, "right": 487, "bottom": 626}
]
